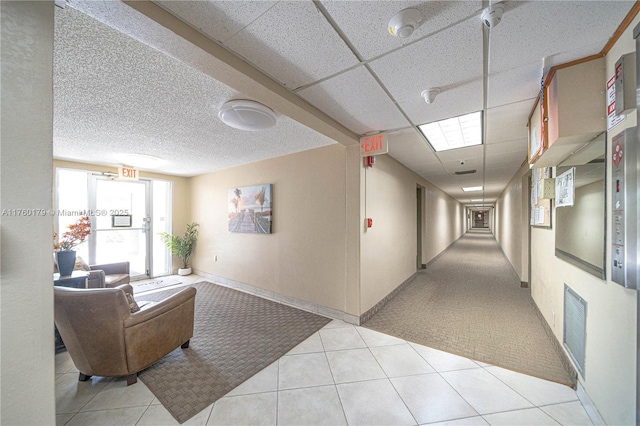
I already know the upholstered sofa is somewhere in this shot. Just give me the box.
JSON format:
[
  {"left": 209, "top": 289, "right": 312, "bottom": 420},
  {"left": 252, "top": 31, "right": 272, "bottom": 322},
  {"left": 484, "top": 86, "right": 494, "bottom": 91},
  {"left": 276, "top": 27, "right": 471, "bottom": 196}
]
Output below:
[
  {"left": 87, "top": 262, "right": 130, "bottom": 288},
  {"left": 54, "top": 283, "right": 196, "bottom": 385}
]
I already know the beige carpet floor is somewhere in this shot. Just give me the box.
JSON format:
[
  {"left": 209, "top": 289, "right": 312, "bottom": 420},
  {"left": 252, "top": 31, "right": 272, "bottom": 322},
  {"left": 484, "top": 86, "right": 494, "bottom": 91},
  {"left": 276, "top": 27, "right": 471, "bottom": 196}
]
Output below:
[
  {"left": 363, "top": 229, "right": 577, "bottom": 387},
  {"left": 136, "top": 281, "right": 331, "bottom": 423}
]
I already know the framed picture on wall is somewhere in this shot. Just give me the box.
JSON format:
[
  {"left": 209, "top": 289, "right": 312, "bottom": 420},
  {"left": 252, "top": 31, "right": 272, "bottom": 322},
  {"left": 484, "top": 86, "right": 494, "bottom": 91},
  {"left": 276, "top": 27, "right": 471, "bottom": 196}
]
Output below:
[{"left": 228, "top": 184, "right": 272, "bottom": 234}]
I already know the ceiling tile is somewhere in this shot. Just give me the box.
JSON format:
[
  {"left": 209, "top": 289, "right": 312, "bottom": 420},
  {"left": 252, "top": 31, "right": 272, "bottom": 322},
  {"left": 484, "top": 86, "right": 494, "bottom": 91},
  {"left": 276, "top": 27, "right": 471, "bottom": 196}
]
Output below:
[
  {"left": 223, "top": 1, "right": 360, "bottom": 89},
  {"left": 297, "top": 66, "right": 409, "bottom": 134},
  {"left": 487, "top": 1, "right": 634, "bottom": 73},
  {"left": 387, "top": 127, "right": 440, "bottom": 170},
  {"left": 321, "top": 0, "right": 482, "bottom": 60},
  {"left": 487, "top": 62, "right": 541, "bottom": 108},
  {"left": 369, "top": 17, "right": 483, "bottom": 103},
  {"left": 401, "top": 79, "right": 483, "bottom": 126},
  {"left": 485, "top": 100, "right": 533, "bottom": 144},
  {"left": 155, "top": 1, "right": 277, "bottom": 43},
  {"left": 485, "top": 140, "right": 527, "bottom": 158},
  {"left": 435, "top": 144, "right": 484, "bottom": 163},
  {"left": 54, "top": 6, "right": 335, "bottom": 177}
]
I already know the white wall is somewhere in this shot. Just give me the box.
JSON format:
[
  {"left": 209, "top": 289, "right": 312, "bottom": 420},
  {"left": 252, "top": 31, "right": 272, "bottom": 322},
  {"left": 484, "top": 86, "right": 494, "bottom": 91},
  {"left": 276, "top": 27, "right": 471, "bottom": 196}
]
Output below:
[
  {"left": 495, "top": 15, "right": 639, "bottom": 425},
  {"left": 360, "top": 154, "right": 464, "bottom": 313},
  {"left": 1, "top": 2, "right": 56, "bottom": 424}
]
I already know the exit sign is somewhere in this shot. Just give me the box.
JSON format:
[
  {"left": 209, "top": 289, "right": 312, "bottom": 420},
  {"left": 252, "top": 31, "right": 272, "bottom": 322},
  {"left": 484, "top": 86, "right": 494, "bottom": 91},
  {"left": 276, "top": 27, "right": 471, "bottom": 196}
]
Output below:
[
  {"left": 360, "top": 133, "right": 388, "bottom": 157},
  {"left": 118, "top": 166, "right": 139, "bottom": 180}
]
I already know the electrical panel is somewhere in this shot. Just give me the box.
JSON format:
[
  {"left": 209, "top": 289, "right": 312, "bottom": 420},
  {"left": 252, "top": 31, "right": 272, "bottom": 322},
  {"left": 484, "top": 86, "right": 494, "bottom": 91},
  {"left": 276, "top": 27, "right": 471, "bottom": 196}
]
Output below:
[{"left": 611, "top": 127, "right": 639, "bottom": 288}]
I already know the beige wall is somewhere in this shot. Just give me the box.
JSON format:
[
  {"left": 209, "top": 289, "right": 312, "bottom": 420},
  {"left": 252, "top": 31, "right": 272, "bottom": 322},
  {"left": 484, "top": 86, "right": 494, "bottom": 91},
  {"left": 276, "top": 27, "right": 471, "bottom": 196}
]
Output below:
[
  {"left": 360, "top": 154, "right": 464, "bottom": 313},
  {"left": 190, "top": 146, "right": 463, "bottom": 318},
  {"left": 190, "top": 145, "right": 353, "bottom": 314},
  {"left": 52, "top": 160, "right": 191, "bottom": 272},
  {"left": 495, "top": 15, "right": 639, "bottom": 425},
  {"left": 1, "top": 2, "right": 56, "bottom": 424},
  {"left": 494, "top": 164, "right": 530, "bottom": 282}
]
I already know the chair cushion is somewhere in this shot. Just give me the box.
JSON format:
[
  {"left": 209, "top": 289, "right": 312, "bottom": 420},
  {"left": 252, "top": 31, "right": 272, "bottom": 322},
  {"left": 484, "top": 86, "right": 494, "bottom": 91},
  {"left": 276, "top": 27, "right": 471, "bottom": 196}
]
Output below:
[
  {"left": 74, "top": 256, "right": 91, "bottom": 271},
  {"left": 105, "top": 274, "right": 129, "bottom": 287},
  {"left": 125, "top": 293, "right": 140, "bottom": 313}
]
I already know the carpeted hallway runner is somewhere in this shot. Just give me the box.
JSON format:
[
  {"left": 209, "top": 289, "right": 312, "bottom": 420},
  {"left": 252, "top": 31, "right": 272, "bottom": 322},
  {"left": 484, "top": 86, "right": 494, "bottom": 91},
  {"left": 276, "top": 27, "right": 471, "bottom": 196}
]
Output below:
[
  {"left": 363, "top": 229, "right": 577, "bottom": 387},
  {"left": 136, "top": 281, "right": 331, "bottom": 423}
]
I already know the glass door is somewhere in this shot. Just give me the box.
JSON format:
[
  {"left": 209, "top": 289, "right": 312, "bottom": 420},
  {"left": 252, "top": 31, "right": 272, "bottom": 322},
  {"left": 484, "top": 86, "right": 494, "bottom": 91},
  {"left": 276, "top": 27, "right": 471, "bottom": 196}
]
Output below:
[{"left": 89, "top": 177, "right": 150, "bottom": 279}]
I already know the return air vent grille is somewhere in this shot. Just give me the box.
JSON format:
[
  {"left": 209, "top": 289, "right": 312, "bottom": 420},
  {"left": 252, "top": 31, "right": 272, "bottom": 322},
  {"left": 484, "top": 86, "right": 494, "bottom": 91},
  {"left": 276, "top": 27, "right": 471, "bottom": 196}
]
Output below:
[
  {"left": 563, "top": 284, "right": 587, "bottom": 377},
  {"left": 455, "top": 169, "right": 477, "bottom": 175}
]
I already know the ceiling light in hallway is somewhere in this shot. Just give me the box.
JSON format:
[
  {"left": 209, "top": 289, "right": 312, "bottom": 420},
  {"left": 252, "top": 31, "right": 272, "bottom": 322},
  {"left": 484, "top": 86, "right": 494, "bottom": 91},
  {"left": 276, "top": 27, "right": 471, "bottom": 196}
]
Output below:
[
  {"left": 218, "top": 100, "right": 277, "bottom": 131},
  {"left": 462, "top": 186, "right": 483, "bottom": 192},
  {"left": 120, "top": 153, "right": 163, "bottom": 168},
  {"left": 418, "top": 111, "right": 483, "bottom": 152}
]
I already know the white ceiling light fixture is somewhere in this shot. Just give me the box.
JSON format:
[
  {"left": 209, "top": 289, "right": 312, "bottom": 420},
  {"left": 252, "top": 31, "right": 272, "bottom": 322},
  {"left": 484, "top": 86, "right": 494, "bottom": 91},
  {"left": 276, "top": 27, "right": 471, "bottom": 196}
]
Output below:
[
  {"left": 462, "top": 186, "right": 483, "bottom": 192},
  {"left": 388, "top": 8, "right": 422, "bottom": 38},
  {"left": 120, "top": 153, "right": 163, "bottom": 168},
  {"left": 218, "top": 100, "right": 277, "bottom": 131},
  {"left": 421, "top": 88, "right": 440, "bottom": 104},
  {"left": 418, "top": 111, "right": 483, "bottom": 152},
  {"left": 481, "top": 2, "right": 505, "bottom": 29}
]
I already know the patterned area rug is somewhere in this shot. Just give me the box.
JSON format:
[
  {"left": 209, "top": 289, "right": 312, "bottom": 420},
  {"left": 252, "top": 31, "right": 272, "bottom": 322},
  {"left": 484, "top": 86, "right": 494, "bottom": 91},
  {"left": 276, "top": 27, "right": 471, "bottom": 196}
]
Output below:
[{"left": 136, "top": 281, "right": 331, "bottom": 423}]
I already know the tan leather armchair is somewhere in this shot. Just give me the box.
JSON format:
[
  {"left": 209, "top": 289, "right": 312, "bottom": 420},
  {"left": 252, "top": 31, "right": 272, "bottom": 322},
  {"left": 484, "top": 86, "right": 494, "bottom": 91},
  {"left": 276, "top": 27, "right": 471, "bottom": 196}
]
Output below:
[
  {"left": 54, "top": 284, "right": 196, "bottom": 385},
  {"left": 87, "top": 262, "right": 130, "bottom": 288}
]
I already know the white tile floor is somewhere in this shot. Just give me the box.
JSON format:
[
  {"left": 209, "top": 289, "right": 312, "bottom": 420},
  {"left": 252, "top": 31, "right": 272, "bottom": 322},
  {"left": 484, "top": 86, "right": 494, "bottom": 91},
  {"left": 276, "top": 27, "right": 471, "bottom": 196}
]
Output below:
[{"left": 56, "top": 278, "right": 594, "bottom": 426}]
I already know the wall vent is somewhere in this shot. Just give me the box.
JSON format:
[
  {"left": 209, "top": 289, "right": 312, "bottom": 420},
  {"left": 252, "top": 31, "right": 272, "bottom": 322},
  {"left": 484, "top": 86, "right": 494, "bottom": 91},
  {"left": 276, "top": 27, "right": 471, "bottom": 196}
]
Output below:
[{"left": 563, "top": 284, "right": 587, "bottom": 377}]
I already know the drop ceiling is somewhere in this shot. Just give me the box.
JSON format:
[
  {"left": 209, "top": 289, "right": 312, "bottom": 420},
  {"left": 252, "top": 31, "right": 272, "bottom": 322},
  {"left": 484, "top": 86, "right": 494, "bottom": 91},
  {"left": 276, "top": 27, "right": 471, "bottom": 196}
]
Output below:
[{"left": 54, "top": 0, "right": 635, "bottom": 207}]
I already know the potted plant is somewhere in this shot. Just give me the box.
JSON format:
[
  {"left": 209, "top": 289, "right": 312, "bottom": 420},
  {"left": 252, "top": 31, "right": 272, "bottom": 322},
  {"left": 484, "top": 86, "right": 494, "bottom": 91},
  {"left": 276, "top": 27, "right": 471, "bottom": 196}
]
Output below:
[
  {"left": 53, "top": 216, "right": 92, "bottom": 276},
  {"left": 159, "top": 222, "right": 199, "bottom": 275}
]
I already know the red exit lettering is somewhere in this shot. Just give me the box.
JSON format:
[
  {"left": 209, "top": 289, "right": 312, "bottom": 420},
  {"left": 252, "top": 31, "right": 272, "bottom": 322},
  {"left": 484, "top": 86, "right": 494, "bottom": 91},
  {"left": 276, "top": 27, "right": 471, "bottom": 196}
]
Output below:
[
  {"left": 361, "top": 135, "right": 383, "bottom": 153},
  {"left": 122, "top": 168, "right": 137, "bottom": 178}
]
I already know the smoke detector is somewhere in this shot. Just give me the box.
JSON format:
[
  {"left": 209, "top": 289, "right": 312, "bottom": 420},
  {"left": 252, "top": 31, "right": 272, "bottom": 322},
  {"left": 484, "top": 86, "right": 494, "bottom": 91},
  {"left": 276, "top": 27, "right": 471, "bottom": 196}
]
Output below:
[
  {"left": 218, "top": 100, "right": 277, "bottom": 131},
  {"left": 481, "top": 3, "right": 504, "bottom": 29},
  {"left": 421, "top": 88, "right": 440, "bottom": 104},
  {"left": 388, "top": 8, "right": 422, "bottom": 38}
]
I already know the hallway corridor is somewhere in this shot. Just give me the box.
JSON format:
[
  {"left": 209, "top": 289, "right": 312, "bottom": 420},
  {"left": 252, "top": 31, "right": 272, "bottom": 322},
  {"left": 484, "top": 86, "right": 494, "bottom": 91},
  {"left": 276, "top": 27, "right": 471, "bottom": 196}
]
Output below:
[{"left": 363, "top": 230, "right": 576, "bottom": 386}]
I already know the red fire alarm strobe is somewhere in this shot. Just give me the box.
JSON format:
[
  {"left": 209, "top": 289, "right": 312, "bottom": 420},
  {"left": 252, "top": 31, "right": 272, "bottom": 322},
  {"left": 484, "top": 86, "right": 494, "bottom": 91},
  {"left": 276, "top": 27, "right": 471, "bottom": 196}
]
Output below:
[
  {"left": 365, "top": 156, "right": 375, "bottom": 168},
  {"left": 366, "top": 218, "right": 373, "bottom": 228}
]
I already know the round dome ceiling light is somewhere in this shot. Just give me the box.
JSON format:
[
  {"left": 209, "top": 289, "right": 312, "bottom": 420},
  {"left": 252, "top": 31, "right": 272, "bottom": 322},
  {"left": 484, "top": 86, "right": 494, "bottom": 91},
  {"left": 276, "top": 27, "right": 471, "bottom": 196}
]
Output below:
[
  {"left": 388, "top": 8, "right": 422, "bottom": 38},
  {"left": 218, "top": 100, "right": 277, "bottom": 131}
]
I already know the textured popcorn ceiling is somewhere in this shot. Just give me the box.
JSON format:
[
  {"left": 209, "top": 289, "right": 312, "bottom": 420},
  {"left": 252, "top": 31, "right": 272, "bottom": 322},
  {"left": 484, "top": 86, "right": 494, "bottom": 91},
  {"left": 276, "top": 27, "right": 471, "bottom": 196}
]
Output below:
[
  {"left": 53, "top": 6, "right": 335, "bottom": 177},
  {"left": 54, "top": 0, "right": 633, "bottom": 204}
]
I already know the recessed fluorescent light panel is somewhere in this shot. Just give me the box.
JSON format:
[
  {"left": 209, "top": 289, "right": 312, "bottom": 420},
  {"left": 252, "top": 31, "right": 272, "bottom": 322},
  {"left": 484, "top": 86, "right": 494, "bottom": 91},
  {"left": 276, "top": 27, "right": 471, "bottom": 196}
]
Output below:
[
  {"left": 462, "top": 186, "right": 483, "bottom": 192},
  {"left": 418, "top": 111, "right": 483, "bottom": 152},
  {"left": 470, "top": 199, "right": 483, "bottom": 202}
]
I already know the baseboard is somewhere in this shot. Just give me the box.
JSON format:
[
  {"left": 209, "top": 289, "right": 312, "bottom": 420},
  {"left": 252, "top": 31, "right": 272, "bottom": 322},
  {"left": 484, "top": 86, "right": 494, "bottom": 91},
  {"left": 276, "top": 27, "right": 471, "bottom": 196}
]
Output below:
[
  {"left": 576, "top": 381, "right": 605, "bottom": 425},
  {"left": 192, "top": 269, "right": 360, "bottom": 325},
  {"left": 529, "top": 299, "right": 578, "bottom": 384},
  {"left": 359, "top": 272, "right": 418, "bottom": 324}
]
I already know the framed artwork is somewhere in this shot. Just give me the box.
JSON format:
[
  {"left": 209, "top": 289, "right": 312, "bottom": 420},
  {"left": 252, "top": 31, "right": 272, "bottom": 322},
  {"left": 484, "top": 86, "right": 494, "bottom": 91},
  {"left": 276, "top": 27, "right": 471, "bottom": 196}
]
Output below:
[{"left": 228, "top": 184, "right": 272, "bottom": 234}]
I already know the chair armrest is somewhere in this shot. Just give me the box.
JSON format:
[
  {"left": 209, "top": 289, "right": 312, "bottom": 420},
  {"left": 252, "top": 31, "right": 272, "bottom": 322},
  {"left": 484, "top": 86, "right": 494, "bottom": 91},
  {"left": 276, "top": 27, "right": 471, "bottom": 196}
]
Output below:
[
  {"left": 90, "top": 262, "right": 130, "bottom": 275},
  {"left": 116, "top": 283, "right": 134, "bottom": 296},
  {"left": 87, "top": 270, "right": 105, "bottom": 288},
  {"left": 123, "top": 287, "right": 196, "bottom": 328}
]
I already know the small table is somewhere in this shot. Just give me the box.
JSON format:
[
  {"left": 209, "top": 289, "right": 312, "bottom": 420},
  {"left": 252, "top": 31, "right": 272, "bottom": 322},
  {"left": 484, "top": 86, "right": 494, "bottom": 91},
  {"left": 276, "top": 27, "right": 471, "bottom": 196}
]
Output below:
[
  {"left": 54, "top": 271, "right": 89, "bottom": 352},
  {"left": 54, "top": 271, "right": 89, "bottom": 289}
]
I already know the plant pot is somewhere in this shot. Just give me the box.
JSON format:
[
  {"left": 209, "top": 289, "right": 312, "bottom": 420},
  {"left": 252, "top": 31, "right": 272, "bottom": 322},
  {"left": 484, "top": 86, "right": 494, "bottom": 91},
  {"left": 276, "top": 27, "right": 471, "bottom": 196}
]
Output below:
[
  {"left": 56, "top": 250, "right": 76, "bottom": 276},
  {"left": 178, "top": 267, "right": 192, "bottom": 276}
]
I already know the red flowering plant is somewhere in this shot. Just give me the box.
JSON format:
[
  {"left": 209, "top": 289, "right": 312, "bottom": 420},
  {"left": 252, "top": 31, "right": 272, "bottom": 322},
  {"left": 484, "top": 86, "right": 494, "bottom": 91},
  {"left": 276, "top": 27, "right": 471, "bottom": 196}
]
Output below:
[{"left": 53, "top": 216, "right": 92, "bottom": 251}]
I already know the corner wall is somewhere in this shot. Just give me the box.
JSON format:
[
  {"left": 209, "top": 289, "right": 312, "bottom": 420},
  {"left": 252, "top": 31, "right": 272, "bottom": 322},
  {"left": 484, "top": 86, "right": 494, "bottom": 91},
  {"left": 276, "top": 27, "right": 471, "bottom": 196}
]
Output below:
[
  {"left": 1, "top": 2, "right": 56, "bottom": 424},
  {"left": 360, "top": 154, "right": 465, "bottom": 313}
]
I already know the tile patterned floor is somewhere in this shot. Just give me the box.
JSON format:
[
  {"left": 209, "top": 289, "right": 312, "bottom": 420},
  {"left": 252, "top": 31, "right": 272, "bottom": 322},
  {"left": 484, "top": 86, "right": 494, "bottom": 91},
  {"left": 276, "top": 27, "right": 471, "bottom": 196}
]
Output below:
[{"left": 56, "top": 294, "right": 593, "bottom": 426}]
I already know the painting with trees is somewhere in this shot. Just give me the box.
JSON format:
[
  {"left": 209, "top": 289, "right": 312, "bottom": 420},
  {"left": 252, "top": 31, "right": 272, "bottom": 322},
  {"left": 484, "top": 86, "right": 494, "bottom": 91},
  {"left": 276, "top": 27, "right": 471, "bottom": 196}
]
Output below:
[{"left": 228, "top": 184, "right": 272, "bottom": 234}]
